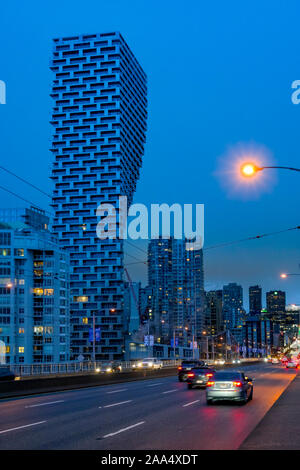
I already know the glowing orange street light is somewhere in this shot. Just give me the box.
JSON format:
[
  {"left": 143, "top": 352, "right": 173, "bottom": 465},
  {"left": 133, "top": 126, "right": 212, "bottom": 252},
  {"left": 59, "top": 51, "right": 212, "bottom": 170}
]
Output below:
[
  {"left": 280, "top": 273, "right": 288, "bottom": 278},
  {"left": 280, "top": 273, "right": 300, "bottom": 278},
  {"left": 241, "top": 163, "right": 260, "bottom": 177},
  {"left": 240, "top": 163, "right": 300, "bottom": 178}
]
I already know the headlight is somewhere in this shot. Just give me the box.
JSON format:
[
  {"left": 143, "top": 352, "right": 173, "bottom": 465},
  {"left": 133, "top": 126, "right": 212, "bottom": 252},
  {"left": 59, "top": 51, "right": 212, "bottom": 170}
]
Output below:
[
  {"left": 138, "top": 362, "right": 142, "bottom": 367},
  {"left": 106, "top": 367, "right": 112, "bottom": 372},
  {"left": 148, "top": 362, "right": 153, "bottom": 367},
  {"left": 95, "top": 368, "right": 101, "bottom": 373},
  {"left": 14, "top": 376, "right": 21, "bottom": 381}
]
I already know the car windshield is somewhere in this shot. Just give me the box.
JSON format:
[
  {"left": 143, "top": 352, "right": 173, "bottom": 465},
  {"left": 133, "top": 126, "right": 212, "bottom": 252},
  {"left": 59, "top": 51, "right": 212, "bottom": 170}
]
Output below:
[{"left": 213, "top": 372, "right": 243, "bottom": 381}]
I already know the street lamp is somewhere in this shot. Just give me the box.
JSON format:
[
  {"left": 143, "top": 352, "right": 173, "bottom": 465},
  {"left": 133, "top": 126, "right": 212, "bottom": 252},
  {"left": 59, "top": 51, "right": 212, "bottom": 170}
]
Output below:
[
  {"left": 241, "top": 163, "right": 300, "bottom": 178},
  {"left": 280, "top": 273, "right": 300, "bottom": 278}
]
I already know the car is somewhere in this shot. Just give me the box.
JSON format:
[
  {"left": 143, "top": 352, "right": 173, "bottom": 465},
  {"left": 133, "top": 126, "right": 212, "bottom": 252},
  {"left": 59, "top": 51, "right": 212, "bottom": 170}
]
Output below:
[
  {"left": 186, "top": 366, "right": 216, "bottom": 389},
  {"left": 133, "top": 357, "right": 163, "bottom": 369},
  {"left": 178, "top": 360, "right": 206, "bottom": 381},
  {"left": 286, "top": 361, "right": 298, "bottom": 369},
  {"left": 214, "top": 358, "right": 225, "bottom": 366},
  {"left": 206, "top": 370, "right": 253, "bottom": 405},
  {"left": 232, "top": 359, "right": 241, "bottom": 364},
  {"left": 0, "top": 366, "right": 19, "bottom": 382},
  {"left": 97, "top": 361, "right": 122, "bottom": 373},
  {"left": 271, "top": 358, "right": 280, "bottom": 364}
]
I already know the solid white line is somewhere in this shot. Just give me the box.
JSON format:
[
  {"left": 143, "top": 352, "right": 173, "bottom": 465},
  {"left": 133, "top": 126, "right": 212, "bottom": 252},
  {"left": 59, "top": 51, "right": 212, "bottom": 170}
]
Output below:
[
  {"left": 102, "top": 400, "right": 133, "bottom": 408},
  {"left": 25, "top": 400, "right": 64, "bottom": 408},
  {"left": 182, "top": 400, "right": 200, "bottom": 407},
  {"left": 147, "top": 382, "right": 163, "bottom": 387},
  {"left": 0, "top": 421, "right": 46, "bottom": 435},
  {"left": 162, "top": 389, "right": 177, "bottom": 394},
  {"left": 103, "top": 421, "right": 145, "bottom": 438},
  {"left": 106, "top": 389, "right": 127, "bottom": 394}
]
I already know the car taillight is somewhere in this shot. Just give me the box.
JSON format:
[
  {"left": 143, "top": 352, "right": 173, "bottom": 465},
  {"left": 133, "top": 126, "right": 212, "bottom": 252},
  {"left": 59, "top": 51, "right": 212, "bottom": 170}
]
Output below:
[
  {"left": 206, "top": 381, "right": 215, "bottom": 387},
  {"left": 233, "top": 381, "right": 242, "bottom": 387},
  {"left": 178, "top": 366, "right": 182, "bottom": 370},
  {"left": 206, "top": 373, "right": 213, "bottom": 377},
  {"left": 187, "top": 373, "right": 195, "bottom": 378}
]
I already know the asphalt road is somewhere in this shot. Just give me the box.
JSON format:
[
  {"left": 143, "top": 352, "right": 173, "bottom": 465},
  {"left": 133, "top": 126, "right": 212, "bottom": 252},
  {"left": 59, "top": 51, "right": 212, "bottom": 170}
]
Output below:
[{"left": 0, "top": 362, "right": 296, "bottom": 450}]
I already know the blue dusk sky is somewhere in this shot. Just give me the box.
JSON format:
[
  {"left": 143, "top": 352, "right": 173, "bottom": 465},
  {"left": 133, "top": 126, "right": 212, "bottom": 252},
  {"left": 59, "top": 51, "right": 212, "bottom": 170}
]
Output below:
[{"left": 0, "top": 0, "right": 300, "bottom": 309}]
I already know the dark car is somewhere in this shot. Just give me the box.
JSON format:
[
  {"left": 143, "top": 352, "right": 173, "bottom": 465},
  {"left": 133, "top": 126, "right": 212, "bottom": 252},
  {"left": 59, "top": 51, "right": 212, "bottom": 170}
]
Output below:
[
  {"left": 0, "top": 366, "right": 16, "bottom": 382},
  {"left": 206, "top": 370, "right": 253, "bottom": 405},
  {"left": 186, "top": 367, "right": 216, "bottom": 389},
  {"left": 178, "top": 360, "right": 206, "bottom": 382}
]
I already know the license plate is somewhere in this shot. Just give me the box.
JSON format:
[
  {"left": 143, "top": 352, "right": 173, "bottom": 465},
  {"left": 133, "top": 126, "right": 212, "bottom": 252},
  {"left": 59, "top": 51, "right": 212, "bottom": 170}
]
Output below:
[
  {"left": 219, "top": 383, "right": 230, "bottom": 388},
  {"left": 196, "top": 380, "right": 203, "bottom": 383}
]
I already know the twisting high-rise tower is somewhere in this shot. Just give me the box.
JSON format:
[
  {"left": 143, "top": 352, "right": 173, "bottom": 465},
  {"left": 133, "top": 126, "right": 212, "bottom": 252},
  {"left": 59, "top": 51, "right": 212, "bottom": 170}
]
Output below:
[{"left": 50, "top": 32, "right": 147, "bottom": 360}]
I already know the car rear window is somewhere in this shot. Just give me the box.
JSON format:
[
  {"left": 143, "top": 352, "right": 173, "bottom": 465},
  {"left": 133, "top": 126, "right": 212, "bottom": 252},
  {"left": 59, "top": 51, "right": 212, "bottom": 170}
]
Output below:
[
  {"left": 191, "top": 368, "right": 212, "bottom": 374},
  {"left": 213, "top": 372, "right": 242, "bottom": 380}
]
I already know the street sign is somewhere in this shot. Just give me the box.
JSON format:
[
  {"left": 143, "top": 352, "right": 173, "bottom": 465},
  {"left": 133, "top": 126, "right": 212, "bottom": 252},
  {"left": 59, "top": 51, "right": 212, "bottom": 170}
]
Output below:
[
  {"left": 144, "top": 335, "right": 154, "bottom": 346},
  {"left": 89, "top": 328, "right": 101, "bottom": 342}
]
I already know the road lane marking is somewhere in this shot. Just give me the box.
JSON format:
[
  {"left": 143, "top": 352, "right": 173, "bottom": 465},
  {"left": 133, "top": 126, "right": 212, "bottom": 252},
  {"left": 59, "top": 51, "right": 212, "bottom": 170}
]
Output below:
[
  {"left": 103, "top": 421, "right": 145, "bottom": 438},
  {"left": 0, "top": 421, "right": 46, "bottom": 434},
  {"left": 106, "top": 389, "right": 127, "bottom": 394},
  {"left": 147, "top": 382, "right": 163, "bottom": 387},
  {"left": 162, "top": 389, "right": 177, "bottom": 394},
  {"left": 25, "top": 400, "right": 64, "bottom": 408},
  {"left": 182, "top": 400, "right": 200, "bottom": 407},
  {"left": 101, "top": 400, "right": 133, "bottom": 409}
]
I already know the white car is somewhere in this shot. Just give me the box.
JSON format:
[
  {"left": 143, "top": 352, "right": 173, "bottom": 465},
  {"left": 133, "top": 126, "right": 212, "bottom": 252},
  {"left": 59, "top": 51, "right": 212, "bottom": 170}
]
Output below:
[
  {"left": 133, "top": 357, "right": 163, "bottom": 369},
  {"left": 214, "top": 358, "right": 225, "bottom": 365},
  {"left": 286, "top": 361, "right": 298, "bottom": 369},
  {"left": 271, "top": 358, "right": 280, "bottom": 364}
]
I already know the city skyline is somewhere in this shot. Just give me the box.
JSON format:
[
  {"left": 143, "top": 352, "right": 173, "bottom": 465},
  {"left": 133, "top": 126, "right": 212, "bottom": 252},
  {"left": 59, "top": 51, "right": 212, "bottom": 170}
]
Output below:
[{"left": 1, "top": 0, "right": 300, "bottom": 307}]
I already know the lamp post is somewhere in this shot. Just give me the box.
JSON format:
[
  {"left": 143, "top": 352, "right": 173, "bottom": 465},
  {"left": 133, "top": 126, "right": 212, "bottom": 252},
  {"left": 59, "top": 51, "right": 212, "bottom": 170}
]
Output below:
[{"left": 241, "top": 163, "right": 300, "bottom": 178}]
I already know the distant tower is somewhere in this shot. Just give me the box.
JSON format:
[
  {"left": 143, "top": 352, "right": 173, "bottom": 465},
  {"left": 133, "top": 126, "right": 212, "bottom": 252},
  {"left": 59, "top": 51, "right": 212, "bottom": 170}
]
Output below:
[
  {"left": 249, "top": 285, "right": 262, "bottom": 315},
  {"left": 222, "top": 283, "right": 244, "bottom": 332}
]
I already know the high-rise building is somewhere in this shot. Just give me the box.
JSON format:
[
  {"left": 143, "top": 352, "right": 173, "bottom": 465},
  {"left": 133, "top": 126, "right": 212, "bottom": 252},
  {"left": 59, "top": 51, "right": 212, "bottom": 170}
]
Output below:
[
  {"left": 205, "top": 290, "right": 223, "bottom": 336},
  {"left": 222, "top": 283, "right": 244, "bottom": 336},
  {"left": 249, "top": 285, "right": 262, "bottom": 315},
  {"left": 0, "top": 217, "right": 70, "bottom": 364},
  {"left": 148, "top": 237, "right": 205, "bottom": 346},
  {"left": 50, "top": 32, "right": 147, "bottom": 360},
  {"left": 0, "top": 207, "right": 49, "bottom": 232},
  {"left": 266, "top": 290, "right": 286, "bottom": 316}
]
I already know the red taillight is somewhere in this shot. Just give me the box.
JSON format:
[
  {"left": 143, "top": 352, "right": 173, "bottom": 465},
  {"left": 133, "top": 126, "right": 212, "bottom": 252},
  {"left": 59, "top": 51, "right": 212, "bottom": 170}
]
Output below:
[
  {"left": 206, "top": 373, "right": 213, "bottom": 377},
  {"left": 187, "top": 373, "right": 195, "bottom": 378},
  {"left": 233, "top": 381, "right": 242, "bottom": 387},
  {"left": 206, "top": 381, "right": 215, "bottom": 387},
  {"left": 178, "top": 366, "right": 182, "bottom": 370}
]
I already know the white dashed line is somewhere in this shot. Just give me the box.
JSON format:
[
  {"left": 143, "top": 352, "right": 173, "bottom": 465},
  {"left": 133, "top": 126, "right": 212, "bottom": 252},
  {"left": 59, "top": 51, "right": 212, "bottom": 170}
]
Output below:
[
  {"left": 101, "top": 400, "right": 133, "bottom": 408},
  {"left": 25, "top": 400, "right": 64, "bottom": 408},
  {"left": 162, "top": 389, "right": 178, "bottom": 394},
  {"left": 0, "top": 421, "right": 46, "bottom": 435},
  {"left": 103, "top": 421, "right": 145, "bottom": 438},
  {"left": 182, "top": 400, "right": 200, "bottom": 407},
  {"left": 106, "top": 389, "right": 127, "bottom": 394}
]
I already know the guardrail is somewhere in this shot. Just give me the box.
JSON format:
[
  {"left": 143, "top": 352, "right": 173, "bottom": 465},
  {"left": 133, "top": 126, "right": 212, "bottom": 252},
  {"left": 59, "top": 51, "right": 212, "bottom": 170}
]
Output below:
[{"left": 7, "top": 359, "right": 182, "bottom": 378}]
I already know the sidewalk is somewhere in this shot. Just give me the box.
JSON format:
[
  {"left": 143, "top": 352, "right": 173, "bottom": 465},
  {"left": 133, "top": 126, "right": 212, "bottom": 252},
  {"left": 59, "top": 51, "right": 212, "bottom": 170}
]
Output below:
[{"left": 240, "top": 372, "right": 300, "bottom": 450}]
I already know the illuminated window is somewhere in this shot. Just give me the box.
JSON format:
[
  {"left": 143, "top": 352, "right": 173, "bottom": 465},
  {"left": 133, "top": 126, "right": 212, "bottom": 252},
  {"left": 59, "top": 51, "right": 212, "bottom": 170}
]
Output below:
[
  {"left": 44, "top": 289, "right": 54, "bottom": 296},
  {"left": 18, "top": 347, "right": 24, "bottom": 353},
  {"left": 6, "top": 346, "right": 10, "bottom": 353},
  {"left": 33, "top": 288, "right": 43, "bottom": 295},
  {"left": 82, "top": 317, "right": 88, "bottom": 324},
  {"left": 74, "top": 296, "right": 89, "bottom": 303},
  {"left": 19, "top": 328, "right": 24, "bottom": 334}
]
